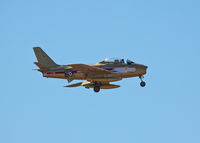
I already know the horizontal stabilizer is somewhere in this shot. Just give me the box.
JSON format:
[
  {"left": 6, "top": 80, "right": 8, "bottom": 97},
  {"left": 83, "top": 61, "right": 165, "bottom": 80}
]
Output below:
[{"left": 34, "top": 62, "right": 49, "bottom": 72}]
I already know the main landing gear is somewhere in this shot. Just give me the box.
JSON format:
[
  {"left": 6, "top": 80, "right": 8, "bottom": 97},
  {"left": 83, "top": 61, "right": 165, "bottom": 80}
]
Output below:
[
  {"left": 94, "top": 86, "right": 100, "bottom": 93},
  {"left": 93, "top": 82, "right": 101, "bottom": 93},
  {"left": 139, "top": 75, "right": 146, "bottom": 87}
]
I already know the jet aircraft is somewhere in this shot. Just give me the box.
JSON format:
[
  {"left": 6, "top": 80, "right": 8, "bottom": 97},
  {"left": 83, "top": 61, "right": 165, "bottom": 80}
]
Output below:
[{"left": 33, "top": 47, "right": 148, "bottom": 92}]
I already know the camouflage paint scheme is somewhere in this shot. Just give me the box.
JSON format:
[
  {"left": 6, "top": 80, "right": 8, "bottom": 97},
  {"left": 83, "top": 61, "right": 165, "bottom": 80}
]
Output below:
[{"left": 33, "top": 47, "right": 148, "bottom": 92}]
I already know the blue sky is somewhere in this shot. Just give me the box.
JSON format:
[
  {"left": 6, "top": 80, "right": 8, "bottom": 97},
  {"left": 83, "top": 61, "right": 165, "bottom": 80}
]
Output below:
[{"left": 1, "top": 0, "right": 200, "bottom": 143}]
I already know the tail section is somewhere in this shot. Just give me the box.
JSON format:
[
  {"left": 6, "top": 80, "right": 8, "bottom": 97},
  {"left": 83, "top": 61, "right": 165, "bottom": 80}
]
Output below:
[{"left": 33, "top": 47, "right": 58, "bottom": 71}]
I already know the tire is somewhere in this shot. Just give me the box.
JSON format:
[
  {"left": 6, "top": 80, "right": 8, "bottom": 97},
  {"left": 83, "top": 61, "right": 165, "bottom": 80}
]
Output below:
[
  {"left": 94, "top": 86, "right": 100, "bottom": 93},
  {"left": 140, "top": 81, "right": 146, "bottom": 87}
]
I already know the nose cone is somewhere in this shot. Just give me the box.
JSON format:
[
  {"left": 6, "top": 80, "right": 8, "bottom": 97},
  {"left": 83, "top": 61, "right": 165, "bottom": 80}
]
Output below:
[
  {"left": 143, "top": 65, "right": 148, "bottom": 73},
  {"left": 138, "top": 64, "right": 148, "bottom": 69},
  {"left": 143, "top": 65, "right": 148, "bottom": 69},
  {"left": 137, "top": 64, "right": 148, "bottom": 74}
]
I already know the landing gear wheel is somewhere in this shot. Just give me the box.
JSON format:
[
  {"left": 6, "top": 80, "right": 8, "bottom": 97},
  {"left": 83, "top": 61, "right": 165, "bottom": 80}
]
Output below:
[
  {"left": 94, "top": 86, "right": 100, "bottom": 93},
  {"left": 140, "top": 81, "right": 146, "bottom": 87}
]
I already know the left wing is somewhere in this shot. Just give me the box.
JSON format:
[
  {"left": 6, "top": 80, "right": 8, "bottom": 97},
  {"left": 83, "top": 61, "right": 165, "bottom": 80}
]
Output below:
[
  {"left": 65, "top": 81, "right": 120, "bottom": 89},
  {"left": 64, "top": 81, "right": 91, "bottom": 87},
  {"left": 64, "top": 82, "right": 83, "bottom": 87},
  {"left": 68, "top": 64, "right": 118, "bottom": 75}
]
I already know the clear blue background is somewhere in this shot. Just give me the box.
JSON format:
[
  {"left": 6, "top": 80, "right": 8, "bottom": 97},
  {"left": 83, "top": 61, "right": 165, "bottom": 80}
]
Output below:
[{"left": 1, "top": 0, "right": 200, "bottom": 143}]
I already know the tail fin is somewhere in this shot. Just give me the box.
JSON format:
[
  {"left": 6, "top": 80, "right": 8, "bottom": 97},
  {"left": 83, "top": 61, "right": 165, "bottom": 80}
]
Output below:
[{"left": 33, "top": 47, "right": 58, "bottom": 70}]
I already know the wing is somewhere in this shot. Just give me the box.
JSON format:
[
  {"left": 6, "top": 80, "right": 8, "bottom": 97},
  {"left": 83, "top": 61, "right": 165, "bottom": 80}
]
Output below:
[
  {"left": 64, "top": 82, "right": 83, "bottom": 87},
  {"left": 65, "top": 81, "right": 93, "bottom": 88},
  {"left": 68, "top": 64, "right": 118, "bottom": 75},
  {"left": 65, "top": 81, "right": 120, "bottom": 89},
  {"left": 65, "top": 81, "right": 92, "bottom": 88}
]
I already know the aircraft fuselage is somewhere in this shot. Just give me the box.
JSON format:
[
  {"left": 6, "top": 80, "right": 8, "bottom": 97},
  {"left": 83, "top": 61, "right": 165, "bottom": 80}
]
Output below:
[{"left": 43, "top": 63, "right": 147, "bottom": 81}]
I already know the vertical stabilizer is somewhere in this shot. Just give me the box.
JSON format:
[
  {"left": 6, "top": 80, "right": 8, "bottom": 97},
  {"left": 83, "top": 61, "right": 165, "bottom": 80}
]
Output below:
[{"left": 33, "top": 47, "right": 58, "bottom": 68}]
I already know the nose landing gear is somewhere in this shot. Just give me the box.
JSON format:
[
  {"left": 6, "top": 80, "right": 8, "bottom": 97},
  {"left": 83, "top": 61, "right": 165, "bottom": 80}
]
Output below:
[
  {"left": 139, "top": 75, "right": 146, "bottom": 87},
  {"left": 140, "top": 81, "right": 146, "bottom": 87}
]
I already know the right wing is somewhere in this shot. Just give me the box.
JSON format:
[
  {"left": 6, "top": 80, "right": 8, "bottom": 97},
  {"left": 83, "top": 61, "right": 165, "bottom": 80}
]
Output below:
[{"left": 68, "top": 64, "right": 118, "bottom": 75}]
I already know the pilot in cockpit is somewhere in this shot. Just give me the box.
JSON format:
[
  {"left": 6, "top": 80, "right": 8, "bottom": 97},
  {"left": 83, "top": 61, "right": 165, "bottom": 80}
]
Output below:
[
  {"left": 120, "top": 59, "right": 125, "bottom": 63},
  {"left": 127, "top": 59, "right": 134, "bottom": 65}
]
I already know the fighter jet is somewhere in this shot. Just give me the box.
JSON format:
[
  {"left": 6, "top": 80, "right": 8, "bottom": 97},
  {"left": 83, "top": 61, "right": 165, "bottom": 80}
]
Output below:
[{"left": 33, "top": 47, "right": 148, "bottom": 92}]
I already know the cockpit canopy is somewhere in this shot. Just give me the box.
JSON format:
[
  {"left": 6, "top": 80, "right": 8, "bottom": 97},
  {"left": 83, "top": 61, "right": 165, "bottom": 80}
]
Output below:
[{"left": 99, "top": 58, "right": 134, "bottom": 65}]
